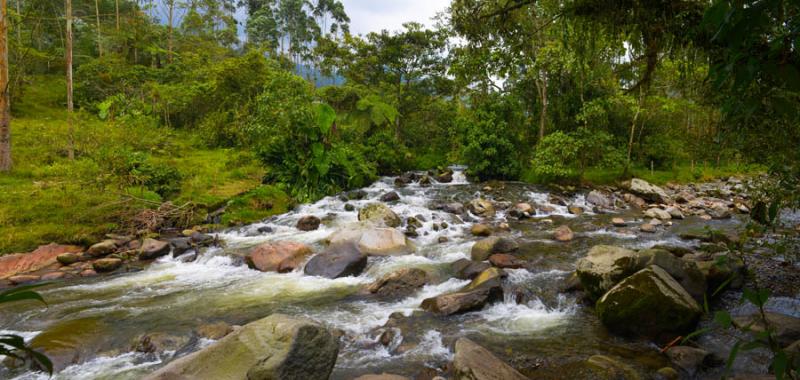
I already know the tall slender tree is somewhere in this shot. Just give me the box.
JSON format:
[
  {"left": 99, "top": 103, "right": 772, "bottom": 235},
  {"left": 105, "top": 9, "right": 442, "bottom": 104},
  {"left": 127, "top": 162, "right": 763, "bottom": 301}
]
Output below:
[
  {"left": 65, "top": 0, "right": 74, "bottom": 160},
  {"left": 94, "top": 0, "right": 102, "bottom": 56},
  {"left": 0, "top": 0, "right": 10, "bottom": 171}
]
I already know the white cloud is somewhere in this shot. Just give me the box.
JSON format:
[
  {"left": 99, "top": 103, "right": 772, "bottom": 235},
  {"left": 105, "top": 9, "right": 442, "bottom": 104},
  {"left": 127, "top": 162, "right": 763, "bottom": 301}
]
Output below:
[{"left": 341, "top": 0, "right": 452, "bottom": 35}]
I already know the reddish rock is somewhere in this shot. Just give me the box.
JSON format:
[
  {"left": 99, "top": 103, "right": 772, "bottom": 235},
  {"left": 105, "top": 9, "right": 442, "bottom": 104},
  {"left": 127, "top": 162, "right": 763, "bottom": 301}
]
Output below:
[
  {"left": 41, "top": 272, "right": 66, "bottom": 281},
  {"left": 296, "top": 216, "right": 322, "bottom": 231},
  {"left": 0, "top": 243, "right": 83, "bottom": 279},
  {"left": 554, "top": 225, "right": 575, "bottom": 242},
  {"left": 9, "top": 274, "right": 41, "bottom": 285},
  {"left": 488, "top": 254, "right": 526, "bottom": 269},
  {"left": 246, "top": 241, "right": 313, "bottom": 273},
  {"left": 80, "top": 269, "right": 98, "bottom": 277}
]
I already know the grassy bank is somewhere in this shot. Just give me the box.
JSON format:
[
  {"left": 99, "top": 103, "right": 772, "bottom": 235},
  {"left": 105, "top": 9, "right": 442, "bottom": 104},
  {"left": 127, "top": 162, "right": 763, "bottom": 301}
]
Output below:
[{"left": 0, "top": 77, "right": 290, "bottom": 254}]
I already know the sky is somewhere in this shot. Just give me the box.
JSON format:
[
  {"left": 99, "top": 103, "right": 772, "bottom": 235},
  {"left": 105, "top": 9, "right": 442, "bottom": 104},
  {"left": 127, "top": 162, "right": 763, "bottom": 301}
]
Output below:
[{"left": 340, "top": 0, "right": 452, "bottom": 35}]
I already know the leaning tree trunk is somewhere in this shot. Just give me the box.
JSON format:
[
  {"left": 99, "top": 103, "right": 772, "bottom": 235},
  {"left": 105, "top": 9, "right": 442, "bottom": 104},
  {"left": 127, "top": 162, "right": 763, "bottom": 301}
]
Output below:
[
  {"left": 66, "top": 0, "right": 74, "bottom": 160},
  {"left": 0, "top": 0, "right": 11, "bottom": 171}
]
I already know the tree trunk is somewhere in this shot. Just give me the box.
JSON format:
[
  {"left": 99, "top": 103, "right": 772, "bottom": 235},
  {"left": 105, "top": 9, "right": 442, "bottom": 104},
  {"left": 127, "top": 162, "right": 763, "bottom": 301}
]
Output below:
[
  {"left": 14, "top": 0, "right": 19, "bottom": 44},
  {"left": 167, "top": 0, "right": 173, "bottom": 63},
  {"left": 536, "top": 73, "right": 548, "bottom": 141},
  {"left": 115, "top": 0, "right": 119, "bottom": 31},
  {"left": 66, "top": 0, "right": 74, "bottom": 160},
  {"left": 625, "top": 88, "right": 644, "bottom": 174},
  {"left": 0, "top": 0, "right": 11, "bottom": 171},
  {"left": 94, "top": 0, "right": 102, "bottom": 56}
]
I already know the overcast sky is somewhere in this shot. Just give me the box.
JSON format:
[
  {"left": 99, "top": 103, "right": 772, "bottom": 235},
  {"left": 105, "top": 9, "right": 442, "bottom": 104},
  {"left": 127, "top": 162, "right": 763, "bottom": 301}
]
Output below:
[{"left": 341, "top": 0, "right": 452, "bottom": 35}]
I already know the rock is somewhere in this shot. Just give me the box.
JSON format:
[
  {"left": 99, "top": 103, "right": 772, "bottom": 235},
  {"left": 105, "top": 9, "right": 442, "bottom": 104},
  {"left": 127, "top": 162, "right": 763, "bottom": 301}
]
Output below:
[
  {"left": 358, "top": 228, "right": 413, "bottom": 256},
  {"left": 696, "top": 253, "right": 745, "bottom": 291},
  {"left": 438, "top": 236, "right": 449, "bottom": 244},
  {"left": 585, "top": 355, "right": 640, "bottom": 380},
  {"left": 453, "top": 338, "right": 528, "bottom": 380},
  {"left": 596, "top": 266, "right": 701, "bottom": 338},
  {"left": 656, "top": 367, "right": 679, "bottom": 380},
  {"left": 626, "top": 178, "right": 671, "bottom": 204},
  {"left": 406, "top": 217, "right": 423, "bottom": 229},
  {"left": 587, "top": 190, "right": 613, "bottom": 208},
  {"left": 734, "top": 312, "right": 800, "bottom": 347},
  {"left": 41, "top": 272, "right": 66, "bottom": 281},
  {"left": 568, "top": 205, "right": 584, "bottom": 215},
  {"left": 29, "top": 317, "right": 110, "bottom": 371},
  {"left": 367, "top": 268, "right": 429, "bottom": 299},
  {"left": 257, "top": 226, "right": 273, "bottom": 234},
  {"left": 637, "top": 249, "right": 707, "bottom": 302},
  {"left": 304, "top": 243, "right": 367, "bottom": 279},
  {"left": 296, "top": 215, "right": 322, "bottom": 231},
  {"left": 666, "top": 207, "right": 684, "bottom": 220},
  {"left": 612, "top": 218, "right": 627, "bottom": 227},
  {"left": 93, "top": 258, "right": 122, "bottom": 273},
  {"left": 358, "top": 203, "right": 402, "bottom": 227},
  {"left": 380, "top": 191, "right": 401, "bottom": 202},
  {"left": 354, "top": 374, "right": 411, "bottom": 380},
  {"left": 168, "top": 237, "right": 193, "bottom": 257},
  {"left": 489, "top": 254, "right": 525, "bottom": 269},
  {"left": 553, "top": 225, "right": 575, "bottom": 242},
  {"left": 418, "top": 175, "right": 432, "bottom": 186},
  {"left": 467, "top": 199, "right": 495, "bottom": 218},
  {"left": 348, "top": 189, "right": 368, "bottom": 200},
  {"left": 443, "top": 202, "right": 465, "bottom": 214},
  {"left": 464, "top": 267, "right": 505, "bottom": 291},
  {"left": 9, "top": 275, "right": 41, "bottom": 285},
  {"left": 451, "top": 259, "right": 491, "bottom": 280},
  {"left": 344, "top": 203, "right": 356, "bottom": 212},
  {"left": 645, "top": 208, "right": 672, "bottom": 221},
  {"left": 79, "top": 269, "right": 98, "bottom": 277},
  {"left": 624, "top": 193, "right": 648, "bottom": 209},
  {"left": 512, "top": 202, "right": 534, "bottom": 217},
  {"left": 87, "top": 240, "right": 118, "bottom": 257},
  {"left": 143, "top": 314, "right": 338, "bottom": 380},
  {"left": 665, "top": 346, "right": 710, "bottom": 376},
  {"left": 471, "top": 237, "right": 519, "bottom": 261},
  {"left": 197, "top": 322, "right": 234, "bottom": 340},
  {"left": 436, "top": 170, "right": 454, "bottom": 183},
  {"left": 709, "top": 203, "right": 731, "bottom": 219},
  {"left": 420, "top": 286, "right": 502, "bottom": 316},
  {"left": 56, "top": 252, "right": 81, "bottom": 265},
  {"left": 134, "top": 333, "right": 190, "bottom": 354},
  {"left": 471, "top": 224, "right": 492, "bottom": 237},
  {"left": 640, "top": 223, "right": 657, "bottom": 233},
  {"left": 140, "top": 239, "right": 171, "bottom": 260},
  {"left": 576, "top": 245, "right": 639, "bottom": 299},
  {"left": 0, "top": 244, "right": 84, "bottom": 280},
  {"left": 246, "top": 241, "right": 313, "bottom": 273}
]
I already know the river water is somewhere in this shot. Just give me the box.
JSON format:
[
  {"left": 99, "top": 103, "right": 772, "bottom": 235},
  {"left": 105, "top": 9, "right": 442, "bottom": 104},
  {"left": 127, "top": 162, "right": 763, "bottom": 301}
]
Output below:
[{"left": 0, "top": 169, "right": 787, "bottom": 379}]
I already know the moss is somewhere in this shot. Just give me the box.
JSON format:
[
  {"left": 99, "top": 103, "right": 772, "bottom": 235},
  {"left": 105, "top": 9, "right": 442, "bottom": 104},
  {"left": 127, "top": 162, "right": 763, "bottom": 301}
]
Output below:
[{"left": 220, "top": 185, "right": 293, "bottom": 226}]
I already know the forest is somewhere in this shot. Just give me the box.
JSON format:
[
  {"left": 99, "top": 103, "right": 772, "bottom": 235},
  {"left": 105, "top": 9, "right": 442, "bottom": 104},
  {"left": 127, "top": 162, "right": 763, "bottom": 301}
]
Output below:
[{"left": 0, "top": 0, "right": 798, "bottom": 379}]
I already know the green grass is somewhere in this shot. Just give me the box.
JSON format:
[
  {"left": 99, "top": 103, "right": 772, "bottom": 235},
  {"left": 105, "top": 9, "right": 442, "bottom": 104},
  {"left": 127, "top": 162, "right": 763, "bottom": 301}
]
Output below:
[
  {"left": 0, "top": 76, "right": 288, "bottom": 254},
  {"left": 521, "top": 163, "right": 765, "bottom": 186}
]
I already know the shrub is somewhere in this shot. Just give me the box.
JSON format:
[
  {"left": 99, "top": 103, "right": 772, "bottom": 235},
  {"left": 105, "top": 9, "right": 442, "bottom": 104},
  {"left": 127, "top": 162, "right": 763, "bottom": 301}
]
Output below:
[
  {"left": 460, "top": 108, "right": 521, "bottom": 181},
  {"left": 531, "top": 127, "right": 624, "bottom": 182}
]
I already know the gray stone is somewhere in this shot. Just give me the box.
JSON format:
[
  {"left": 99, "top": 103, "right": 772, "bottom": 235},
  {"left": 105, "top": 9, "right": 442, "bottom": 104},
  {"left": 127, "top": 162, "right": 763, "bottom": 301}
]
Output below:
[
  {"left": 453, "top": 338, "right": 528, "bottom": 380},
  {"left": 304, "top": 243, "right": 367, "bottom": 279}
]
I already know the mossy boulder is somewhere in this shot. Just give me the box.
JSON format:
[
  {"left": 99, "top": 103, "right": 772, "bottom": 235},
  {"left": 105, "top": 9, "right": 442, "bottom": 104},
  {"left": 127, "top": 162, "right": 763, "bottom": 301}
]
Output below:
[
  {"left": 576, "top": 245, "right": 640, "bottom": 299},
  {"left": 636, "top": 249, "right": 707, "bottom": 302},
  {"left": 596, "top": 266, "right": 701, "bottom": 338},
  {"left": 143, "top": 314, "right": 339, "bottom": 380},
  {"left": 358, "top": 203, "right": 401, "bottom": 227},
  {"left": 471, "top": 236, "right": 519, "bottom": 261}
]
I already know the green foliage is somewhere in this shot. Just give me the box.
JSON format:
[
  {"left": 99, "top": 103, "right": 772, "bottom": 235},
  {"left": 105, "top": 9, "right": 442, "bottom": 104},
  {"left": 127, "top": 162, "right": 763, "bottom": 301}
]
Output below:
[
  {"left": 0, "top": 285, "right": 53, "bottom": 375},
  {"left": 460, "top": 107, "right": 521, "bottom": 181},
  {"left": 531, "top": 128, "right": 624, "bottom": 182},
  {"left": 220, "top": 185, "right": 292, "bottom": 226}
]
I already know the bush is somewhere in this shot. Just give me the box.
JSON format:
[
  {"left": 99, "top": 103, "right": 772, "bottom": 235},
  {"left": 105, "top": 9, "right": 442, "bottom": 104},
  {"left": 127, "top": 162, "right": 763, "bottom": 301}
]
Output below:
[
  {"left": 460, "top": 108, "right": 521, "bottom": 181},
  {"left": 98, "top": 149, "right": 183, "bottom": 197},
  {"left": 531, "top": 127, "right": 624, "bottom": 182}
]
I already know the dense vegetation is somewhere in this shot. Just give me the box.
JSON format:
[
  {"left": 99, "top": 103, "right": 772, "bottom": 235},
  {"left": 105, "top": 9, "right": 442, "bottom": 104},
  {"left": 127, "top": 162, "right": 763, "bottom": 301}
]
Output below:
[{"left": 0, "top": 0, "right": 796, "bottom": 253}]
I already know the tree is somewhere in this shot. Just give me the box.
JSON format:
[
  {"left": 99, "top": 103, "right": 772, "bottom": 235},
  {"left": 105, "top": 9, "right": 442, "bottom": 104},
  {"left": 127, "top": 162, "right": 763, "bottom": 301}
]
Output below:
[
  {"left": 66, "top": 0, "right": 74, "bottom": 160},
  {"left": 0, "top": 0, "right": 9, "bottom": 171}
]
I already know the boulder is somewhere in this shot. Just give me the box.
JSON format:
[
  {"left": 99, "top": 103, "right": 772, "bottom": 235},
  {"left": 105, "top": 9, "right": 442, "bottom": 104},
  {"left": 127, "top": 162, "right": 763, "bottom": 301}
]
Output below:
[
  {"left": 358, "top": 228, "right": 413, "bottom": 256},
  {"left": 348, "top": 189, "right": 368, "bottom": 200},
  {"left": 9, "top": 275, "right": 40, "bottom": 285},
  {"left": 464, "top": 267, "right": 505, "bottom": 291},
  {"left": 367, "top": 268, "right": 429, "bottom": 299},
  {"left": 656, "top": 367, "right": 679, "bottom": 380},
  {"left": 489, "top": 254, "right": 525, "bottom": 269},
  {"left": 169, "top": 238, "right": 193, "bottom": 257},
  {"left": 709, "top": 203, "right": 732, "bottom": 219},
  {"left": 418, "top": 175, "right": 432, "bottom": 186},
  {"left": 443, "top": 202, "right": 465, "bottom": 215},
  {"left": 420, "top": 287, "right": 502, "bottom": 316},
  {"left": 645, "top": 208, "right": 672, "bottom": 221},
  {"left": 568, "top": 205, "right": 584, "bottom": 215},
  {"left": 665, "top": 346, "right": 710, "bottom": 376},
  {"left": 553, "top": 225, "right": 574, "bottom": 242},
  {"left": 296, "top": 216, "right": 322, "bottom": 231},
  {"left": 624, "top": 193, "right": 647, "bottom": 209},
  {"left": 56, "top": 252, "right": 81, "bottom": 266},
  {"left": 358, "top": 203, "right": 401, "bottom": 227},
  {"left": 344, "top": 203, "right": 356, "bottom": 212},
  {"left": 453, "top": 338, "right": 528, "bottom": 380},
  {"left": 512, "top": 203, "right": 534, "bottom": 217},
  {"left": 587, "top": 190, "right": 613, "bottom": 208},
  {"left": 304, "top": 243, "right": 367, "bottom": 279},
  {"left": 380, "top": 192, "right": 401, "bottom": 202},
  {"left": 436, "top": 170, "right": 454, "bottom": 183},
  {"left": 246, "top": 241, "right": 313, "bottom": 273},
  {"left": 29, "top": 317, "right": 111, "bottom": 371},
  {"left": 451, "top": 259, "right": 491, "bottom": 280},
  {"left": 197, "top": 322, "right": 234, "bottom": 340},
  {"left": 734, "top": 312, "right": 800, "bottom": 347},
  {"left": 611, "top": 218, "right": 627, "bottom": 227},
  {"left": 87, "top": 240, "right": 118, "bottom": 257},
  {"left": 134, "top": 333, "right": 190, "bottom": 354},
  {"left": 143, "top": 314, "right": 339, "bottom": 380},
  {"left": 140, "top": 239, "right": 171, "bottom": 260},
  {"left": 92, "top": 258, "right": 122, "bottom": 273},
  {"left": 0, "top": 244, "right": 83, "bottom": 279},
  {"left": 41, "top": 272, "right": 66, "bottom": 281},
  {"left": 637, "top": 249, "right": 707, "bottom": 302},
  {"left": 696, "top": 253, "right": 745, "bottom": 291},
  {"left": 471, "top": 224, "right": 492, "bottom": 237},
  {"left": 471, "top": 237, "right": 519, "bottom": 261},
  {"left": 575, "top": 245, "right": 640, "bottom": 299},
  {"left": 467, "top": 199, "right": 495, "bottom": 218},
  {"left": 640, "top": 223, "right": 657, "bottom": 233},
  {"left": 596, "top": 266, "right": 701, "bottom": 338},
  {"left": 666, "top": 207, "right": 684, "bottom": 220},
  {"left": 627, "top": 178, "right": 671, "bottom": 204}
]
